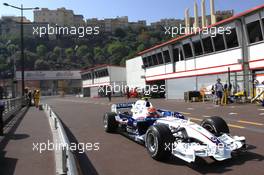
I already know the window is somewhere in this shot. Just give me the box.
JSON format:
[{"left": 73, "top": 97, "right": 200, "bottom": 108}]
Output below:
[
  {"left": 202, "top": 37, "right": 214, "bottom": 54},
  {"left": 95, "top": 69, "right": 109, "bottom": 78},
  {"left": 102, "top": 69, "right": 109, "bottom": 77},
  {"left": 247, "top": 20, "right": 263, "bottom": 44},
  {"left": 152, "top": 54, "right": 158, "bottom": 65},
  {"left": 179, "top": 49, "right": 184, "bottom": 61},
  {"left": 142, "top": 57, "right": 149, "bottom": 67},
  {"left": 173, "top": 48, "right": 179, "bottom": 62},
  {"left": 157, "top": 53, "right": 164, "bottom": 64},
  {"left": 192, "top": 39, "right": 203, "bottom": 56},
  {"left": 148, "top": 56, "right": 154, "bottom": 67},
  {"left": 163, "top": 50, "right": 171, "bottom": 63},
  {"left": 213, "top": 34, "right": 225, "bottom": 51},
  {"left": 88, "top": 73, "right": 92, "bottom": 79},
  {"left": 225, "top": 28, "right": 239, "bottom": 49},
  {"left": 105, "top": 69, "right": 109, "bottom": 76},
  {"left": 93, "top": 72, "right": 98, "bottom": 78},
  {"left": 81, "top": 74, "right": 87, "bottom": 80},
  {"left": 173, "top": 48, "right": 183, "bottom": 62},
  {"left": 183, "top": 43, "right": 193, "bottom": 59},
  {"left": 263, "top": 18, "right": 264, "bottom": 29}
]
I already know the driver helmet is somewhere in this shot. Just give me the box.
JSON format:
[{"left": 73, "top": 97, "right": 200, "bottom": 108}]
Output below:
[{"left": 147, "top": 107, "right": 157, "bottom": 116}]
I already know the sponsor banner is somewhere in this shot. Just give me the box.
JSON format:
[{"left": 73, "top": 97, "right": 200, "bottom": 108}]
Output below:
[{"left": 16, "top": 71, "right": 81, "bottom": 80}]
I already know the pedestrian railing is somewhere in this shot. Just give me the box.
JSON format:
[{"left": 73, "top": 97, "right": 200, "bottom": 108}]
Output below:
[
  {"left": 0, "top": 97, "right": 27, "bottom": 135},
  {"left": 1, "top": 97, "right": 26, "bottom": 121},
  {"left": 44, "top": 104, "right": 78, "bottom": 175}
]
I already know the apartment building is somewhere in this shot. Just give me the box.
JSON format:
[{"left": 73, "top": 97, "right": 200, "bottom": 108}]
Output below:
[{"left": 34, "top": 7, "right": 85, "bottom": 26}]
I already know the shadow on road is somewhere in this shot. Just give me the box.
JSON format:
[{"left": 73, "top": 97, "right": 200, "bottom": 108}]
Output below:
[
  {"left": 0, "top": 107, "right": 29, "bottom": 175},
  {"left": 0, "top": 151, "right": 17, "bottom": 175},
  {"left": 163, "top": 144, "right": 264, "bottom": 174},
  {"left": 61, "top": 120, "right": 99, "bottom": 175}
]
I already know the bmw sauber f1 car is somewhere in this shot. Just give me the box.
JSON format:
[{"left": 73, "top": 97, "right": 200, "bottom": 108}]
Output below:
[{"left": 103, "top": 99, "right": 246, "bottom": 162}]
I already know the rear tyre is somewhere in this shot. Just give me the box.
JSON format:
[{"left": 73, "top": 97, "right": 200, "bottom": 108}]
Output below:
[
  {"left": 145, "top": 124, "right": 174, "bottom": 161},
  {"left": 201, "top": 116, "right": 229, "bottom": 136},
  {"left": 104, "top": 112, "right": 118, "bottom": 133}
]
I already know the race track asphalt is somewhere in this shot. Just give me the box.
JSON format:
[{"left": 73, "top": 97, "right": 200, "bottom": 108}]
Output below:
[{"left": 43, "top": 96, "right": 264, "bottom": 175}]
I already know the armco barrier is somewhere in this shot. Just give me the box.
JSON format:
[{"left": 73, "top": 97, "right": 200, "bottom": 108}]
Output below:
[{"left": 44, "top": 104, "right": 78, "bottom": 175}]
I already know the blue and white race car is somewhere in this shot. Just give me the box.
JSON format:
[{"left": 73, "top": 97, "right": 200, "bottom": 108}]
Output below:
[{"left": 103, "top": 99, "right": 246, "bottom": 162}]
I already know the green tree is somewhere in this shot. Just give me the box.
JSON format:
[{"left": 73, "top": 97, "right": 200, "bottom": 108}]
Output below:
[
  {"left": 107, "top": 41, "right": 128, "bottom": 55},
  {"left": 65, "top": 48, "right": 74, "bottom": 59},
  {"left": 36, "top": 44, "right": 47, "bottom": 57},
  {"left": 114, "top": 28, "right": 127, "bottom": 38},
  {"left": 93, "top": 46, "right": 106, "bottom": 63},
  {"left": 107, "top": 41, "right": 129, "bottom": 65},
  {"left": 34, "top": 59, "right": 49, "bottom": 70},
  {"left": 53, "top": 46, "right": 62, "bottom": 57},
  {"left": 76, "top": 45, "right": 89, "bottom": 57},
  {"left": 136, "top": 43, "right": 145, "bottom": 52},
  {"left": 7, "top": 44, "right": 18, "bottom": 55}
]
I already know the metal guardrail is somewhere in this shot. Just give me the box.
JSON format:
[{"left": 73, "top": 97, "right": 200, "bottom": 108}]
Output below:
[
  {"left": 44, "top": 104, "right": 78, "bottom": 175},
  {"left": 0, "top": 97, "right": 26, "bottom": 135},
  {"left": 1, "top": 97, "right": 26, "bottom": 121}
]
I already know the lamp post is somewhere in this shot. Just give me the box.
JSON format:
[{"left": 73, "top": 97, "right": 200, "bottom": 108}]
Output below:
[{"left": 3, "top": 3, "right": 39, "bottom": 97}]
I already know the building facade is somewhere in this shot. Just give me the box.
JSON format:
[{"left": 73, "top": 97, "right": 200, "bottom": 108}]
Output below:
[
  {"left": 86, "top": 16, "right": 146, "bottom": 33},
  {"left": 34, "top": 7, "right": 85, "bottom": 26},
  {"left": 0, "top": 16, "right": 49, "bottom": 37},
  {"left": 127, "top": 5, "right": 264, "bottom": 99},
  {"left": 150, "top": 10, "right": 233, "bottom": 31},
  {"left": 126, "top": 56, "right": 146, "bottom": 90},
  {"left": 16, "top": 70, "right": 82, "bottom": 96},
  {"left": 150, "top": 19, "right": 185, "bottom": 30},
  {"left": 81, "top": 65, "right": 126, "bottom": 97}
]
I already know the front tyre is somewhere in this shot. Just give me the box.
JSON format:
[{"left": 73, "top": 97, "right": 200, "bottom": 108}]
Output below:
[
  {"left": 103, "top": 112, "right": 118, "bottom": 133},
  {"left": 145, "top": 124, "right": 174, "bottom": 161},
  {"left": 201, "top": 116, "right": 229, "bottom": 136}
]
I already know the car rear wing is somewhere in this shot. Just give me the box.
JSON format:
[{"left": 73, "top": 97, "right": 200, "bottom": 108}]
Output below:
[{"left": 111, "top": 102, "right": 135, "bottom": 113}]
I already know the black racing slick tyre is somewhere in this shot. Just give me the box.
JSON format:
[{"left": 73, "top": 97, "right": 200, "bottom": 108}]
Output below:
[
  {"left": 201, "top": 116, "right": 229, "bottom": 136},
  {"left": 145, "top": 124, "right": 174, "bottom": 161},
  {"left": 103, "top": 112, "right": 118, "bottom": 133}
]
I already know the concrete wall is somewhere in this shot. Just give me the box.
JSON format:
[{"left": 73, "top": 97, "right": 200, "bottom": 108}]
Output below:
[
  {"left": 109, "top": 66, "right": 126, "bottom": 83},
  {"left": 126, "top": 56, "right": 146, "bottom": 89}
]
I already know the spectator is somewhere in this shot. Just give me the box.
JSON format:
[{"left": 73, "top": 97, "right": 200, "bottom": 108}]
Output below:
[
  {"left": 107, "top": 86, "right": 112, "bottom": 102},
  {"left": 215, "top": 78, "right": 224, "bottom": 105},
  {"left": 126, "top": 86, "right": 130, "bottom": 99},
  {"left": 34, "top": 90, "right": 40, "bottom": 108},
  {"left": 0, "top": 86, "right": 3, "bottom": 100},
  {"left": 33, "top": 90, "right": 36, "bottom": 105},
  {"left": 27, "top": 90, "right": 32, "bottom": 106}
]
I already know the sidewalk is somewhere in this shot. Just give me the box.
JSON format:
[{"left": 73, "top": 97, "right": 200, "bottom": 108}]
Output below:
[{"left": 0, "top": 107, "right": 55, "bottom": 175}]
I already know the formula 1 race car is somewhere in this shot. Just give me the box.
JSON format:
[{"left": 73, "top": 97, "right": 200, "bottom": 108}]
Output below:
[{"left": 103, "top": 99, "right": 246, "bottom": 163}]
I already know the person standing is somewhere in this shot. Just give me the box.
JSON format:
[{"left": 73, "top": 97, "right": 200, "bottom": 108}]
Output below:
[
  {"left": 0, "top": 100, "right": 4, "bottom": 136},
  {"left": 34, "top": 90, "right": 40, "bottom": 108},
  {"left": 0, "top": 86, "right": 3, "bottom": 100},
  {"left": 33, "top": 90, "right": 36, "bottom": 105},
  {"left": 27, "top": 90, "right": 32, "bottom": 106},
  {"left": 126, "top": 86, "right": 130, "bottom": 99},
  {"left": 107, "top": 86, "right": 112, "bottom": 102},
  {"left": 215, "top": 78, "right": 224, "bottom": 105}
]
